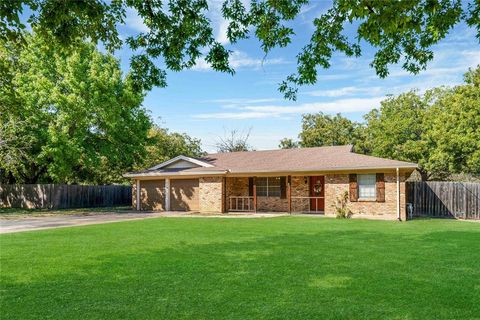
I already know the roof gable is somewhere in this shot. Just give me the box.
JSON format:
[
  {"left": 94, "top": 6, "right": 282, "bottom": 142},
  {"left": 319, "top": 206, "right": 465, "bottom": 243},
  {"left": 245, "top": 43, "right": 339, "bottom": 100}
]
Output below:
[{"left": 149, "top": 155, "right": 214, "bottom": 170}]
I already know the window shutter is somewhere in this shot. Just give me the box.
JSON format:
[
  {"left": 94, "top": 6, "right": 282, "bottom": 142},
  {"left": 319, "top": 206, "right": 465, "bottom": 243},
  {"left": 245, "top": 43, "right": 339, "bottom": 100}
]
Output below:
[
  {"left": 248, "top": 177, "right": 254, "bottom": 196},
  {"left": 376, "top": 173, "right": 385, "bottom": 202},
  {"left": 280, "top": 176, "right": 287, "bottom": 199},
  {"left": 349, "top": 174, "right": 358, "bottom": 202}
]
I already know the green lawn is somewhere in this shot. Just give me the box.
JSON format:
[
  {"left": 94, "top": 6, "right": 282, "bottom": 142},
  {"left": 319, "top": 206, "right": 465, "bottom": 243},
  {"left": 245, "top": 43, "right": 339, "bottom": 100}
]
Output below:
[{"left": 1, "top": 217, "right": 479, "bottom": 319}]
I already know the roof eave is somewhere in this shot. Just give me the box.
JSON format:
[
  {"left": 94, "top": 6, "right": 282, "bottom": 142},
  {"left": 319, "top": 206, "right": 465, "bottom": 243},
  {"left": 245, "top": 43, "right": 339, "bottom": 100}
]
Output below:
[
  {"left": 123, "top": 170, "right": 228, "bottom": 178},
  {"left": 227, "top": 164, "right": 418, "bottom": 175}
]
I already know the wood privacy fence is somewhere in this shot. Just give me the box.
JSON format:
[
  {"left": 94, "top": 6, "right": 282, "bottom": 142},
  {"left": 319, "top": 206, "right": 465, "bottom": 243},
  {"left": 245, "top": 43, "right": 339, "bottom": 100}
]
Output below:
[
  {"left": 0, "top": 184, "right": 132, "bottom": 209},
  {"left": 406, "top": 181, "right": 480, "bottom": 220}
]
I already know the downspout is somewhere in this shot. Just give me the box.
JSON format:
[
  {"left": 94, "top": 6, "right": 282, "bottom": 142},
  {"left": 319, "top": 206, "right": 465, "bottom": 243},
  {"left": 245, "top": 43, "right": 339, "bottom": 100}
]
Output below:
[
  {"left": 136, "top": 179, "right": 140, "bottom": 211},
  {"left": 396, "top": 168, "right": 400, "bottom": 221}
]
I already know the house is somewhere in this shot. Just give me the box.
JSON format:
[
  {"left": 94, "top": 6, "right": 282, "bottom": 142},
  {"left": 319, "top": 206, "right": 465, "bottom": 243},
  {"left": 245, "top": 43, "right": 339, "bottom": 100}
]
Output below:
[{"left": 124, "top": 145, "right": 418, "bottom": 220}]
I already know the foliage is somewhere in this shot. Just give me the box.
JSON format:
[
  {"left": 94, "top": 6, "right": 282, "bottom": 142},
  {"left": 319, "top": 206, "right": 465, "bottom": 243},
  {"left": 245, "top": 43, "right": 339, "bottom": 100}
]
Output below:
[
  {"left": 2, "top": 218, "right": 479, "bottom": 319},
  {"left": 281, "top": 66, "right": 480, "bottom": 180},
  {"left": 334, "top": 191, "right": 352, "bottom": 219},
  {"left": 0, "top": 33, "right": 152, "bottom": 184},
  {"left": 215, "top": 128, "right": 252, "bottom": 152},
  {"left": 278, "top": 138, "right": 299, "bottom": 149},
  {"left": 298, "top": 112, "right": 363, "bottom": 148},
  {"left": 362, "top": 90, "right": 433, "bottom": 179},
  {"left": 424, "top": 68, "right": 480, "bottom": 177},
  {"left": 364, "top": 66, "right": 480, "bottom": 179},
  {"left": 1, "top": 0, "right": 479, "bottom": 98},
  {"left": 141, "top": 125, "right": 204, "bottom": 169}
]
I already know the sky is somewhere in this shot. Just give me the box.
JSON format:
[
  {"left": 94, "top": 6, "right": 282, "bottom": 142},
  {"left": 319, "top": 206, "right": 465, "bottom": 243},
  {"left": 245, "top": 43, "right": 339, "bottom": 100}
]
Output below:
[{"left": 32, "top": 1, "right": 480, "bottom": 152}]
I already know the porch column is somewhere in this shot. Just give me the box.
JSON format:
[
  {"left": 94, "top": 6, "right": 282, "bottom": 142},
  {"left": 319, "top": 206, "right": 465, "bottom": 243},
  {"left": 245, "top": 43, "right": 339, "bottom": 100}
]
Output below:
[
  {"left": 287, "top": 175, "right": 292, "bottom": 213},
  {"left": 136, "top": 179, "right": 141, "bottom": 211},
  {"left": 165, "top": 178, "right": 171, "bottom": 211},
  {"left": 253, "top": 177, "right": 257, "bottom": 213},
  {"left": 222, "top": 177, "right": 227, "bottom": 213}
]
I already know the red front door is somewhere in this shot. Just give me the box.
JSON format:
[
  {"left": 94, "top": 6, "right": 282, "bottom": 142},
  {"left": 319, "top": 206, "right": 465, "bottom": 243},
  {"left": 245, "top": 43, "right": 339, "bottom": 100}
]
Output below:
[{"left": 309, "top": 176, "right": 325, "bottom": 212}]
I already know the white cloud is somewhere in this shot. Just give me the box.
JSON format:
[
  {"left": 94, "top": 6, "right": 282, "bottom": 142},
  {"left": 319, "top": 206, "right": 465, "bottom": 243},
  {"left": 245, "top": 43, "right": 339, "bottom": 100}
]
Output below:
[
  {"left": 193, "top": 97, "right": 384, "bottom": 119},
  {"left": 124, "top": 8, "right": 149, "bottom": 33},
  {"left": 216, "top": 19, "right": 230, "bottom": 44},
  {"left": 194, "top": 112, "right": 275, "bottom": 120},
  {"left": 192, "top": 50, "right": 288, "bottom": 71},
  {"left": 305, "top": 86, "right": 383, "bottom": 97},
  {"left": 206, "top": 97, "right": 282, "bottom": 104}
]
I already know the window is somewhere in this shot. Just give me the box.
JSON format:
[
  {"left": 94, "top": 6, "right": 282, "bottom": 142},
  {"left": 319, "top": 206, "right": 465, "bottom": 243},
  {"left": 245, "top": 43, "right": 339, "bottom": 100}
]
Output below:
[
  {"left": 256, "top": 177, "right": 281, "bottom": 197},
  {"left": 358, "top": 174, "right": 376, "bottom": 199}
]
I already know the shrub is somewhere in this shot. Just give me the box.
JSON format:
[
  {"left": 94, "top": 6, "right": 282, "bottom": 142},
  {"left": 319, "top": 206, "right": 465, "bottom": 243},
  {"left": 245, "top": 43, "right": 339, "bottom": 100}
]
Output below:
[{"left": 335, "top": 191, "right": 353, "bottom": 219}]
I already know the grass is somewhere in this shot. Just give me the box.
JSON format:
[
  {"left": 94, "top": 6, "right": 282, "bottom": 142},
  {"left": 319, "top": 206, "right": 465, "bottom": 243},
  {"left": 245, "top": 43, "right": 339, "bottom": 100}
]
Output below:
[
  {"left": 1, "top": 217, "right": 479, "bottom": 319},
  {"left": 0, "top": 206, "right": 132, "bottom": 218}
]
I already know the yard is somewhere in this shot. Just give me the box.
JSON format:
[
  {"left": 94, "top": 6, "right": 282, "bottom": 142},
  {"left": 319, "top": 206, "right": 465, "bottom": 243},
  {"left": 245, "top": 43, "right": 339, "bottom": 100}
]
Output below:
[{"left": 1, "top": 217, "right": 479, "bottom": 319}]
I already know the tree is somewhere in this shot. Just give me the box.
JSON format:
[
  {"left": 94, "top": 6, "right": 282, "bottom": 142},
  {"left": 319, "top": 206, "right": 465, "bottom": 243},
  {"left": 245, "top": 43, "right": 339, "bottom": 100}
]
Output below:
[
  {"left": 362, "top": 66, "right": 480, "bottom": 180},
  {"left": 424, "top": 67, "right": 480, "bottom": 177},
  {"left": 1, "top": 0, "right": 478, "bottom": 98},
  {"left": 279, "top": 138, "right": 299, "bottom": 149},
  {"left": 298, "top": 112, "right": 362, "bottom": 147},
  {"left": 0, "top": 33, "right": 151, "bottom": 184},
  {"left": 215, "top": 128, "right": 252, "bottom": 152},
  {"left": 362, "top": 91, "right": 432, "bottom": 178},
  {"left": 142, "top": 125, "right": 204, "bottom": 168}
]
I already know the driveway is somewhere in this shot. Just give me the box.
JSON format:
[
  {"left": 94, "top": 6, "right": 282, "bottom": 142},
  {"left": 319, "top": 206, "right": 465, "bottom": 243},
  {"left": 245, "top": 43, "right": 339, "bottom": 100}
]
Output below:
[{"left": 0, "top": 211, "right": 287, "bottom": 234}]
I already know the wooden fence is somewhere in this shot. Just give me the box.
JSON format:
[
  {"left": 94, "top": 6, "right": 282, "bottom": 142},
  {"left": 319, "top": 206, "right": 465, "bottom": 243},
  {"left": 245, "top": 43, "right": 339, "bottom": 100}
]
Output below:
[
  {"left": 406, "top": 181, "right": 480, "bottom": 220},
  {"left": 0, "top": 184, "right": 132, "bottom": 209}
]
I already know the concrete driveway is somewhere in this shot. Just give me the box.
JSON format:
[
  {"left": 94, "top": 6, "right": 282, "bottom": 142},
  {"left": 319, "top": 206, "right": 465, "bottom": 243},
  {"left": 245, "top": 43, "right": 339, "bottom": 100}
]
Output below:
[{"left": 0, "top": 211, "right": 287, "bottom": 234}]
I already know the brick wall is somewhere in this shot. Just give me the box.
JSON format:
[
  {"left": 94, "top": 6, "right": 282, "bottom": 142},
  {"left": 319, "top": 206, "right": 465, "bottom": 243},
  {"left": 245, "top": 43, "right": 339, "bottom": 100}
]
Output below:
[
  {"left": 132, "top": 181, "right": 137, "bottom": 209},
  {"left": 199, "top": 177, "right": 223, "bottom": 213},
  {"left": 291, "top": 176, "right": 310, "bottom": 212},
  {"left": 226, "top": 177, "right": 249, "bottom": 197},
  {"left": 324, "top": 173, "right": 406, "bottom": 219}
]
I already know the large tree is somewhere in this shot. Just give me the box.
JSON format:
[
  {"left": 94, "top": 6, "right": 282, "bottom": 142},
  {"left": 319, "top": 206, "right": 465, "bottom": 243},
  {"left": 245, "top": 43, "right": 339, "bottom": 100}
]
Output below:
[
  {"left": 280, "top": 66, "right": 480, "bottom": 180},
  {"left": 362, "top": 90, "right": 432, "bottom": 178},
  {"left": 363, "top": 66, "right": 480, "bottom": 180},
  {"left": 142, "top": 125, "right": 204, "bottom": 168},
  {"left": 424, "top": 67, "right": 480, "bottom": 177},
  {"left": 298, "top": 112, "right": 363, "bottom": 148},
  {"left": 0, "top": 33, "right": 151, "bottom": 184},
  {"left": 1, "top": 0, "right": 479, "bottom": 98},
  {"left": 215, "top": 128, "right": 252, "bottom": 152}
]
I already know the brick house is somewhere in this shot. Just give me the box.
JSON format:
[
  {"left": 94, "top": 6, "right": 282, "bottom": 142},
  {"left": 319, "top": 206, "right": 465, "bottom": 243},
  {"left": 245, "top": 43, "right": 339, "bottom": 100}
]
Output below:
[{"left": 124, "top": 145, "right": 417, "bottom": 220}]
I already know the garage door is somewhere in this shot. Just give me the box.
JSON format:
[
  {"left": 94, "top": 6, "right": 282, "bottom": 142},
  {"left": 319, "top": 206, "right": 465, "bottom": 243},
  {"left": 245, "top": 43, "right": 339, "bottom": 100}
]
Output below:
[
  {"left": 170, "top": 179, "right": 199, "bottom": 211},
  {"left": 140, "top": 179, "right": 165, "bottom": 210}
]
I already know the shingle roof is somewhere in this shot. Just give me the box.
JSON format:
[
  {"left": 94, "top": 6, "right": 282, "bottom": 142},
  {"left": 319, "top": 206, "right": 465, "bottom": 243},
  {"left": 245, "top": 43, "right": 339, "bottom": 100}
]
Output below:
[
  {"left": 124, "top": 145, "right": 417, "bottom": 177},
  {"left": 199, "top": 145, "right": 417, "bottom": 173}
]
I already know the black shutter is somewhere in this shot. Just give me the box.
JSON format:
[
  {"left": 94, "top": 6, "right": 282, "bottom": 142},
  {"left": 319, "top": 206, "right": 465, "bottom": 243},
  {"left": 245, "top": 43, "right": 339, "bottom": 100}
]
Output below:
[
  {"left": 248, "top": 177, "right": 254, "bottom": 196},
  {"left": 349, "top": 174, "right": 358, "bottom": 202},
  {"left": 280, "top": 176, "right": 286, "bottom": 199},
  {"left": 376, "top": 173, "right": 385, "bottom": 202}
]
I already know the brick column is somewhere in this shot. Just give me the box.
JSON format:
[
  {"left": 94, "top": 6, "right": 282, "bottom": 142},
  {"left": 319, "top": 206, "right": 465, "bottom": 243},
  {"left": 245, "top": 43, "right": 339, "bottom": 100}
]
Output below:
[
  {"left": 165, "top": 178, "right": 171, "bottom": 211},
  {"left": 136, "top": 179, "right": 140, "bottom": 211}
]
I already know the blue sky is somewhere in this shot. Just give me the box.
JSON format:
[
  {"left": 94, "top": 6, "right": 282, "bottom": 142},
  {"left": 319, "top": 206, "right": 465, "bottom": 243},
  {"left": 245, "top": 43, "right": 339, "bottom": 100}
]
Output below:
[{"left": 29, "top": 2, "right": 480, "bottom": 152}]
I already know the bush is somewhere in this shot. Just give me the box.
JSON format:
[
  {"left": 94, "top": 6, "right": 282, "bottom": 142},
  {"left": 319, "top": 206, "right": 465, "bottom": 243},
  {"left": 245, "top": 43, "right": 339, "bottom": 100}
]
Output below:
[{"left": 335, "top": 191, "right": 353, "bottom": 219}]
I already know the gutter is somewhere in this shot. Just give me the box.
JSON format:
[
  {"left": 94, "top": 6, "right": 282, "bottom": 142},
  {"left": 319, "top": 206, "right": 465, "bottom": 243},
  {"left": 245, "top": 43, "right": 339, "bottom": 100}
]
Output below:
[{"left": 123, "top": 165, "right": 418, "bottom": 178}]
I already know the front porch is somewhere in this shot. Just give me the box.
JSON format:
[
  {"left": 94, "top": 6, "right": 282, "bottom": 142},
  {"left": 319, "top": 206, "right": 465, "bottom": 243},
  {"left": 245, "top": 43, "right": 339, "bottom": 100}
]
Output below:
[{"left": 225, "top": 176, "right": 325, "bottom": 214}]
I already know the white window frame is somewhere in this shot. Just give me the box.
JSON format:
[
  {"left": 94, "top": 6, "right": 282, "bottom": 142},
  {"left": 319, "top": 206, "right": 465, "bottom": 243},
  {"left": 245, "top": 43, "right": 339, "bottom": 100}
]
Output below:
[
  {"left": 357, "top": 174, "right": 376, "bottom": 200},
  {"left": 256, "top": 177, "right": 281, "bottom": 197}
]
